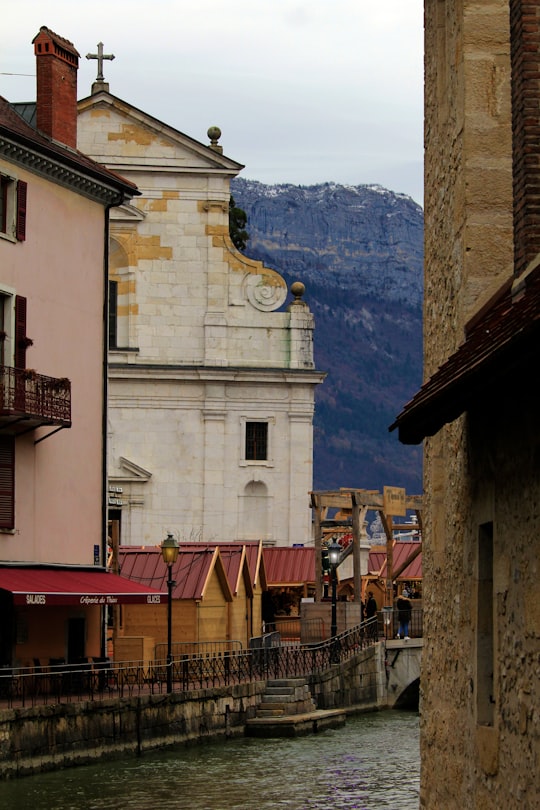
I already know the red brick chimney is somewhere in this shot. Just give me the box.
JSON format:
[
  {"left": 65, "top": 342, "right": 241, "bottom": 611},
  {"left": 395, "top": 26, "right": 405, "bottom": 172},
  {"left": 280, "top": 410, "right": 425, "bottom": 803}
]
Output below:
[{"left": 32, "top": 26, "right": 79, "bottom": 149}]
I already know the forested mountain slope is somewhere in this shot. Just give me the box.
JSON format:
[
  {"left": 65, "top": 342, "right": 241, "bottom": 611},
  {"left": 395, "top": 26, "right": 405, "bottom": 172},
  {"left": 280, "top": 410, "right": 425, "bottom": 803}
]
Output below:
[{"left": 232, "top": 178, "right": 424, "bottom": 495}]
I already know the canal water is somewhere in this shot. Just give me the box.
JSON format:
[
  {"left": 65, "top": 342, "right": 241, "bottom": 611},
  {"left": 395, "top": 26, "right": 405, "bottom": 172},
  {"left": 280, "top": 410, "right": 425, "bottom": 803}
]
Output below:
[{"left": 0, "top": 710, "right": 419, "bottom": 809}]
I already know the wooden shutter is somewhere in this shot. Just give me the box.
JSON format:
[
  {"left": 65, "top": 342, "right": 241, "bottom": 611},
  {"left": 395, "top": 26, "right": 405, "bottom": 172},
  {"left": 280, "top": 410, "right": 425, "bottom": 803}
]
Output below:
[
  {"left": 14, "top": 295, "right": 27, "bottom": 369},
  {"left": 0, "top": 436, "right": 15, "bottom": 530},
  {"left": 16, "top": 180, "right": 27, "bottom": 242}
]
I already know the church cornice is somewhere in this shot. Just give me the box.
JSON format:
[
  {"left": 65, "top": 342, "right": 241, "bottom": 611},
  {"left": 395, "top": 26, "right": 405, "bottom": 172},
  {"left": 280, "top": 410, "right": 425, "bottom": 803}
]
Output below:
[{"left": 108, "top": 363, "right": 326, "bottom": 385}]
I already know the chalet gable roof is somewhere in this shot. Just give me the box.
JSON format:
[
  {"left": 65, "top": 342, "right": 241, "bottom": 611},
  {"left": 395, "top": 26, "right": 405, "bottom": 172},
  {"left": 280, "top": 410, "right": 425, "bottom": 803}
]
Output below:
[
  {"left": 263, "top": 546, "right": 315, "bottom": 587},
  {"left": 368, "top": 542, "right": 422, "bottom": 580},
  {"left": 118, "top": 546, "right": 233, "bottom": 602},
  {"left": 178, "top": 541, "right": 265, "bottom": 596}
]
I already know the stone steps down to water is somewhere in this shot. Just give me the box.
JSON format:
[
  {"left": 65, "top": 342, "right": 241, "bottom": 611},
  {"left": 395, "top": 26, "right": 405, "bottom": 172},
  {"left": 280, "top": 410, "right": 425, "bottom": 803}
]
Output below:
[
  {"left": 255, "top": 678, "right": 318, "bottom": 717},
  {"left": 246, "top": 678, "right": 346, "bottom": 737}
]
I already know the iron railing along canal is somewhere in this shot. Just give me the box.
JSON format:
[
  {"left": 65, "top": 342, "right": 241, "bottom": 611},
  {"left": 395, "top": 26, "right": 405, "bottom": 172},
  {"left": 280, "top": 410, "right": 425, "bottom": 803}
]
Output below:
[{"left": 0, "top": 617, "right": 381, "bottom": 709}]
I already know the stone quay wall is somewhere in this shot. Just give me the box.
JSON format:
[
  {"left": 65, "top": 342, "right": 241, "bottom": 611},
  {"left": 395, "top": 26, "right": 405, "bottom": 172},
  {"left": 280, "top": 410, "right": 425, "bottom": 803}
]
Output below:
[
  {"left": 310, "top": 642, "right": 385, "bottom": 711},
  {"left": 0, "top": 645, "right": 387, "bottom": 779}
]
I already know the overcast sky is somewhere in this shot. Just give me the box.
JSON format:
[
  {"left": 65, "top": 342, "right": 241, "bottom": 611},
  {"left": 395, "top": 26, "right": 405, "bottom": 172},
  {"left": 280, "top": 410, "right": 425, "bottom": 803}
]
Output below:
[{"left": 1, "top": 2, "right": 424, "bottom": 205}]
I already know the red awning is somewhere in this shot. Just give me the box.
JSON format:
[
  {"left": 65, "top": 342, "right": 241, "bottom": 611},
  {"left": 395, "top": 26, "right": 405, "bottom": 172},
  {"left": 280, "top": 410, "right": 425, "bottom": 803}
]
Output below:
[{"left": 0, "top": 567, "right": 167, "bottom": 606}]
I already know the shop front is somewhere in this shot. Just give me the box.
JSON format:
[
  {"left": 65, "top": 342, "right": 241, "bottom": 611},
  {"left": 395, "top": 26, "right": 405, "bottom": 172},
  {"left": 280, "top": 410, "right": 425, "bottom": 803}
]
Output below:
[{"left": 0, "top": 566, "right": 167, "bottom": 669}]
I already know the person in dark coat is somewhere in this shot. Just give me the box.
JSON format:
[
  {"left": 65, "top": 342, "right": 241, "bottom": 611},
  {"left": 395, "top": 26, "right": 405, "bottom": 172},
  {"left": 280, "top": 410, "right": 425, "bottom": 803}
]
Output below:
[
  {"left": 396, "top": 593, "right": 412, "bottom": 639},
  {"left": 365, "top": 591, "right": 378, "bottom": 638}
]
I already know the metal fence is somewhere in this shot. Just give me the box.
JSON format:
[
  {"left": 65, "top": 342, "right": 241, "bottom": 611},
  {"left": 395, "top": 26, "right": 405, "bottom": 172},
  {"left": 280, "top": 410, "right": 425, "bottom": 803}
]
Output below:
[
  {"left": 0, "top": 617, "right": 381, "bottom": 710},
  {"left": 379, "top": 607, "right": 423, "bottom": 640}
]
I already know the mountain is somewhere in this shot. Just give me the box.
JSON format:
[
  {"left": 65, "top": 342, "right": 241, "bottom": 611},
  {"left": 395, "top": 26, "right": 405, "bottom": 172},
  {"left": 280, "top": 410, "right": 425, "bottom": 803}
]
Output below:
[{"left": 231, "top": 178, "right": 424, "bottom": 496}]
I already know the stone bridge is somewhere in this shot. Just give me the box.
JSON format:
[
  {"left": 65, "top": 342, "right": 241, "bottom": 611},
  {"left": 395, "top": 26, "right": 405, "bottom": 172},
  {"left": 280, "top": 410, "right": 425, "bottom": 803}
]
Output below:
[{"left": 384, "top": 637, "right": 422, "bottom": 709}]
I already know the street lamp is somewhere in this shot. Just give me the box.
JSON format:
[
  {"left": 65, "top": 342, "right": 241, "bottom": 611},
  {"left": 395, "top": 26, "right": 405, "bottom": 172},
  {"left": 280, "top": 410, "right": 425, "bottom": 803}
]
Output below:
[
  {"left": 161, "top": 532, "right": 180, "bottom": 693},
  {"left": 327, "top": 538, "right": 341, "bottom": 657}
]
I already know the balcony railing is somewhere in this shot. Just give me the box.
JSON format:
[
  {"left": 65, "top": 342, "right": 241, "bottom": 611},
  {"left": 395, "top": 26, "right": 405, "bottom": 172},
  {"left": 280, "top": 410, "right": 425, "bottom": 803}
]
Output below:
[{"left": 0, "top": 366, "right": 71, "bottom": 427}]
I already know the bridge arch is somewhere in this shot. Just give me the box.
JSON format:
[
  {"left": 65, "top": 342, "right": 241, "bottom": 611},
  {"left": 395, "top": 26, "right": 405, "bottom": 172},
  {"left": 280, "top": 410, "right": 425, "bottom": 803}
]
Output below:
[{"left": 385, "top": 639, "right": 422, "bottom": 709}]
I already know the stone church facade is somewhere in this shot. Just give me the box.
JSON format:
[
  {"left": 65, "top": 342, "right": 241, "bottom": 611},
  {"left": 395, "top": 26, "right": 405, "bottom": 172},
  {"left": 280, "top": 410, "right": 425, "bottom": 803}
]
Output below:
[
  {"left": 392, "top": 1, "right": 539, "bottom": 806},
  {"left": 77, "top": 79, "right": 324, "bottom": 548}
]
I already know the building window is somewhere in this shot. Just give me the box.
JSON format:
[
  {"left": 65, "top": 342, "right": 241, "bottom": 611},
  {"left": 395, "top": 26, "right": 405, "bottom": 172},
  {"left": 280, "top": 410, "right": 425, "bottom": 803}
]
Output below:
[
  {"left": 476, "top": 521, "right": 494, "bottom": 726},
  {"left": 0, "top": 176, "right": 9, "bottom": 234},
  {"left": 0, "top": 435, "right": 15, "bottom": 530},
  {"left": 14, "top": 295, "right": 28, "bottom": 369},
  {"left": 0, "top": 174, "right": 27, "bottom": 242},
  {"left": 0, "top": 288, "right": 16, "bottom": 367},
  {"left": 245, "top": 421, "right": 268, "bottom": 461},
  {"left": 108, "top": 279, "right": 118, "bottom": 349}
]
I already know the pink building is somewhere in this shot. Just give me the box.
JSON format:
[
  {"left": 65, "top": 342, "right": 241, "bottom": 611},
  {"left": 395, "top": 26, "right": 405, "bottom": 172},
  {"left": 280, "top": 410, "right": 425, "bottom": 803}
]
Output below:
[{"left": 0, "top": 27, "right": 164, "bottom": 670}]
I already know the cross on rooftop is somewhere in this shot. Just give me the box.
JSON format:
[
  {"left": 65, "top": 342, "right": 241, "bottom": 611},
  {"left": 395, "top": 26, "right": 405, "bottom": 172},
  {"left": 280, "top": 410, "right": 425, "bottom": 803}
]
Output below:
[{"left": 86, "top": 42, "right": 115, "bottom": 82}]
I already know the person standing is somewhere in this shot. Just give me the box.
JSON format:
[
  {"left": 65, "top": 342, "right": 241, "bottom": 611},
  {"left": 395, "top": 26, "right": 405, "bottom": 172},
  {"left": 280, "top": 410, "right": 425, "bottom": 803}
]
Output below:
[
  {"left": 365, "top": 591, "right": 378, "bottom": 639},
  {"left": 396, "top": 593, "right": 412, "bottom": 639}
]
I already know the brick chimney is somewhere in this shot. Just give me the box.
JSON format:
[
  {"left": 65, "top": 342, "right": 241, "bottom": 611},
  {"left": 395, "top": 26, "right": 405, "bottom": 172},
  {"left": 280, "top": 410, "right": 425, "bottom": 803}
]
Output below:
[{"left": 32, "top": 26, "right": 80, "bottom": 149}]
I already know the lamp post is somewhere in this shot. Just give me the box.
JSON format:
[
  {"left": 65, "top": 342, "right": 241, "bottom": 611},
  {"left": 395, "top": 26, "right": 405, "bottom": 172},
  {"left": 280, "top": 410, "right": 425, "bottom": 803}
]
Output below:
[
  {"left": 161, "top": 532, "right": 180, "bottom": 693},
  {"left": 327, "top": 538, "right": 341, "bottom": 660}
]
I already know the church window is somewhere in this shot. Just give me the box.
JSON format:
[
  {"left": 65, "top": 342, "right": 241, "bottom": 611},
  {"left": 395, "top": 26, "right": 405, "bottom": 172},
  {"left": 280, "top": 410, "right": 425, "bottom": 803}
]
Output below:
[{"left": 245, "top": 421, "right": 268, "bottom": 461}]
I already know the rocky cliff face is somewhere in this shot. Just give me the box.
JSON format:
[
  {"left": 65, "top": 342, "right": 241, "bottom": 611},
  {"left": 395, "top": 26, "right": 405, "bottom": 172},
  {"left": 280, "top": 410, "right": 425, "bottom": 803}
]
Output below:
[{"left": 231, "top": 178, "right": 424, "bottom": 495}]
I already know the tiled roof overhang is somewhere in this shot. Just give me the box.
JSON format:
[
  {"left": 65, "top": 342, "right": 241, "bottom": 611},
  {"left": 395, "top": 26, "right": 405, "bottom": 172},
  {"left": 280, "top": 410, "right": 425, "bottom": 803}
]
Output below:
[
  {"left": 0, "top": 96, "right": 138, "bottom": 205},
  {"left": 390, "top": 264, "right": 540, "bottom": 445}
]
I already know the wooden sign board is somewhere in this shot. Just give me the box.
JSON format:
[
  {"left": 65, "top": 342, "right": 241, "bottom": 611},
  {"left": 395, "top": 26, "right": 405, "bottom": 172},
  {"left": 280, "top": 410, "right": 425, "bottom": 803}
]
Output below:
[{"left": 383, "top": 486, "right": 406, "bottom": 517}]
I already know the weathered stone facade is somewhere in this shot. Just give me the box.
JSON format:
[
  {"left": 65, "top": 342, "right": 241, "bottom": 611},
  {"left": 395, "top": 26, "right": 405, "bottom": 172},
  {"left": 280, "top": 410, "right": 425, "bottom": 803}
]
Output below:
[
  {"left": 77, "top": 89, "right": 324, "bottom": 549},
  {"left": 421, "top": 1, "right": 539, "bottom": 807}
]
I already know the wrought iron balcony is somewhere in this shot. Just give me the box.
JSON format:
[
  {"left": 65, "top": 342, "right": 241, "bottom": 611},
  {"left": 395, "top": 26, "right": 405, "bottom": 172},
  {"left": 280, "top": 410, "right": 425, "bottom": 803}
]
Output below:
[{"left": 0, "top": 366, "right": 71, "bottom": 432}]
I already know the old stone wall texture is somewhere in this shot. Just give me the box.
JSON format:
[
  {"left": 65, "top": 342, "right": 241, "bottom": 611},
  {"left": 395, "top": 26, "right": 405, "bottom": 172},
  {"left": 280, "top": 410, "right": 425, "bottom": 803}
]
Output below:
[
  {"left": 0, "top": 647, "right": 387, "bottom": 778},
  {"left": 310, "top": 643, "right": 384, "bottom": 710},
  {"left": 422, "top": 0, "right": 539, "bottom": 807},
  {"left": 0, "top": 683, "right": 265, "bottom": 779}
]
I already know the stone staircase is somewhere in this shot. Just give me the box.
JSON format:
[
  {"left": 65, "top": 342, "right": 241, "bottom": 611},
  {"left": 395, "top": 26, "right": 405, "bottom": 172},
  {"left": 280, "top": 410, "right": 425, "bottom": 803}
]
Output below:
[
  {"left": 246, "top": 677, "right": 346, "bottom": 737},
  {"left": 255, "top": 678, "right": 318, "bottom": 718}
]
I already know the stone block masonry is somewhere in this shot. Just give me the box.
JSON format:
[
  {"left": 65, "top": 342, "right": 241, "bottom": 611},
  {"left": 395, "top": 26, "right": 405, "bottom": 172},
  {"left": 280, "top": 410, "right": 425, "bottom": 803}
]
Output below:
[
  {"left": 0, "top": 683, "right": 266, "bottom": 779},
  {"left": 0, "top": 645, "right": 388, "bottom": 779}
]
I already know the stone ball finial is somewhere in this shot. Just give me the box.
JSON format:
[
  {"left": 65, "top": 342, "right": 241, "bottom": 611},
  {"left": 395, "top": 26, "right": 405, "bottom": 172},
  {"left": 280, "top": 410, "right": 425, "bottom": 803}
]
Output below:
[
  {"left": 207, "top": 126, "right": 223, "bottom": 153},
  {"left": 290, "top": 281, "right": 305, "bottom": 300}
]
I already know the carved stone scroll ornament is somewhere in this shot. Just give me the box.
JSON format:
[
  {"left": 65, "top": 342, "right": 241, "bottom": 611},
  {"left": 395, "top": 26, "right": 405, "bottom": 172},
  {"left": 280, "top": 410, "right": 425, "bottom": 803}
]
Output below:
[{"left": 244, "top": 273, "right": 287, "bottom": 311}]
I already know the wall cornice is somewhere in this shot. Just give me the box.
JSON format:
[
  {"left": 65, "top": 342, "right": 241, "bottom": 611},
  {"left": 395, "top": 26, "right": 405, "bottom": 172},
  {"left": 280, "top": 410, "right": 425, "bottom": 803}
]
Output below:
[{"left": 0, "top": 136, "right": 124, "bottom": 205}]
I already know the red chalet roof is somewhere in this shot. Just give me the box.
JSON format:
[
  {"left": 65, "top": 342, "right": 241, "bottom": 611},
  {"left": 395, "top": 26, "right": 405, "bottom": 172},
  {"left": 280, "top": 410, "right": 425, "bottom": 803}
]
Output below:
[
  {"left": 390, "top": 265, "right": 540, "bottom": 444},
  {"left": 118, "top": 547, "right": 232, "bottom": 602},
  {"left": 368, "top": 542, "right": 422, "bottom": 580},
  {"left": 179, "top": 543, "right": 256, "bottom": 598},
  {"left": 171, "top": 541, "right": 266, "bottom": 593},
  {"left": 263, "top": 546, "right": 316, "bottom": 587}
]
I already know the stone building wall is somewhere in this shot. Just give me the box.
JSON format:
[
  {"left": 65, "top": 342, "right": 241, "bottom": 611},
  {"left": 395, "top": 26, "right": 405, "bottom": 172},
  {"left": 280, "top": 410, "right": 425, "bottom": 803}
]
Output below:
[{"left": 421, "top": 1, "right": 539, "bottom": 807}]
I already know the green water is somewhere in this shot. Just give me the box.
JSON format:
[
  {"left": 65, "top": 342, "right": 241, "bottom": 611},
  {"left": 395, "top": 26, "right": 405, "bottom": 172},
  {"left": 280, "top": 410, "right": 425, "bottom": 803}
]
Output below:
[{"left": 0, "top": 710, "right": 420, "bottom": 809}]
